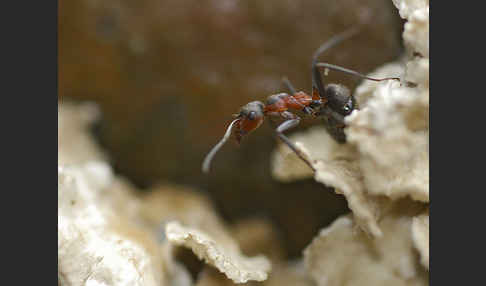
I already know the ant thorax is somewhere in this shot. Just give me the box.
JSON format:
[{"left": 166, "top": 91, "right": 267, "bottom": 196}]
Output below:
[
  {"left": 264, "top": 93, "right": 290, "bottom": 113},
  {"left": 264, "top": 92, "right": 315, "bottom": 114}
]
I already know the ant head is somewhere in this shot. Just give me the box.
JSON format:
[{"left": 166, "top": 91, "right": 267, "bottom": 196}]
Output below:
[
  {"left": 325, "top": 84, "right": 355, "bottom": 116},
  {"left": 234, "top": 101, "right": 265, "bottom": 143},
  {"left": 202, "top": 101, "right": 264, "bottom": 173},
  {"left": 238, "top": 101, "right": 265, "bottom": 120}
]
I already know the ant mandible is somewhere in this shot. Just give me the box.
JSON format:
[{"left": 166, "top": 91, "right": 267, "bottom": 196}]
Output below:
[{"left": 202, "top": 27, "right": 400, "bottom": 173}]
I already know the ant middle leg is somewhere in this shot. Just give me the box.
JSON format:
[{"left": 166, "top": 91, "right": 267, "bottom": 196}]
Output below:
[
  {"left": 275, "top": 112, "right": 316, "bottom": 171},
  {"left": 318, "top": 106, "right": 348, "bottom": 143}
]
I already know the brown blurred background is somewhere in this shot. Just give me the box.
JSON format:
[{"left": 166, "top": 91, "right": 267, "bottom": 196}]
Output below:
[{"left": 59, "top": 0, "right": 403, "bottom": 258}]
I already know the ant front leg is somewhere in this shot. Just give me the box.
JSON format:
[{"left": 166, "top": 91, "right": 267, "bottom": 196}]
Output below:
[
  {"left": 318, "top": 106, "right": 347, "bottom": 143},
  {"left": 275, "top": 111, "right": 316, "bottom": 172}
]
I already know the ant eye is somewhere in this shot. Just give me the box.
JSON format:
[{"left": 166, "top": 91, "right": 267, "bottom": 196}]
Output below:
[
  {"left": 248, "top": 111, "right": 256, "bottom": 120},
  {"left": 342, "top": 99, "right": 354, "bottom": 114}
]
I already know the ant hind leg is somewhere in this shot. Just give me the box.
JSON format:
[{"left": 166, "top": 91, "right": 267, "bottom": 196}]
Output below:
[{"left": 275, "top": 114, "right": 316, "bottom": 172}]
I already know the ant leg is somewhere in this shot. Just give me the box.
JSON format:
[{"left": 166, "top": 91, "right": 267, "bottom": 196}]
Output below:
[
  {"left": 316, "top": 62, "right": 400, "bottom": 82},
  {"left": 318, "top": 106, "right": 348, "bottom": 143},
  {"left": 275, "top": 113, "right": 316, "bottom": 172},
  {"left": 281, "top": 77, "right": 297, "bottom": 94},
  {"left": 320, "top": 106, "right": 345, "bottom": 127}
]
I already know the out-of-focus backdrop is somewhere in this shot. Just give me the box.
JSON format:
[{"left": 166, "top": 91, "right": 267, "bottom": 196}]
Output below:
[{"left": 59, "top": 0, "right": 402, "bottom": 258}]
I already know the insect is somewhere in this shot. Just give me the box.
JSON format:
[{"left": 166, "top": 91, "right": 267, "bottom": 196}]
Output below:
[{"left": 202, "top": 27, "right": 400, "bottom": 173}]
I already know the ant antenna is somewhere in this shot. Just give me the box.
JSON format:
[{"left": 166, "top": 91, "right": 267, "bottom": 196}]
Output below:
[
  {"left": 202, "top": 118, "right": 240, "bottom": 174},
  {"left": 311, "top": 27, "right": 400, "bottom": 98},
  {"left": 312, "top": 27, "right": 360, "bottom": 62},
  {"left": 311, "top": 27, "right": 360, "bottom": 99},
  {"left": 316, "top": 63, "right": 400, "bottom": 82}
]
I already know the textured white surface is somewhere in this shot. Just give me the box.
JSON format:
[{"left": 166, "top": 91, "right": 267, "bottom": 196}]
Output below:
[
  {"left": 304, "top": 201, "right": 428, "bottom": 286},
  {"left": 272, "top": 0, "right": 429, "bottom": 237},
  {"left": 58, "top": 166, "right": 165, "bottom": 286},
  {"left": 272, "top": 1, "right": 429, "bottom": 284},
  {"left": 166, "top": 221, "right": 271, "bottom": 284},
  {"left": 58, "top": 102, "right": 273, "bottom": 286},
  {"left": 272, "top": 127, "right": 385, "bottom": 237},
  {"left": 58, "top": 102, "right": 167, "bottom": 286},
  {"left": 140, "top": 184, "right": 238, "bottom": 249},
  {"left": 58, "top": 102, "right": 107, "bottom": 165},
  {"left": 347, "top": 73, "right": 429, "bottom": 203},
  {"left": 412, "top": 210, "right": 429, "bottom": 269}
]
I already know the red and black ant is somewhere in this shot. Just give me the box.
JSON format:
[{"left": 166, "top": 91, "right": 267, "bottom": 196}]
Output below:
[{"left": 202, "top": 28, "right": 400, "bottom": 173}]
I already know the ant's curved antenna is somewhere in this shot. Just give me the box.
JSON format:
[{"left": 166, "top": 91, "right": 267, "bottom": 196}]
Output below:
[
  {"left": 316, "top": 63, "right": 400, "bottom": 82},
  {"left": 311, "top": 27, "right": 360, "bottom": 100},
  {"left": 202, "top": 118, "right": 240, "bottom": 173},
  {"left": 311, "top": 27, "right": 400, "bottom": 99},
  {"left": 312, "top": 27, "right": 360, "bottom": 63}
]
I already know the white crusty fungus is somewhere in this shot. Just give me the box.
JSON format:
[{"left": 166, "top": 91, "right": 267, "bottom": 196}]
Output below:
[{"left": 165, "top": 221, "right": 271, "bottom": 284}]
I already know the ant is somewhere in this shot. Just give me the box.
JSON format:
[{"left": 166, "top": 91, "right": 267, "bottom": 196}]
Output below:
[{"left": 202, "top": 27, "right": 400, "bottom": 173}]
